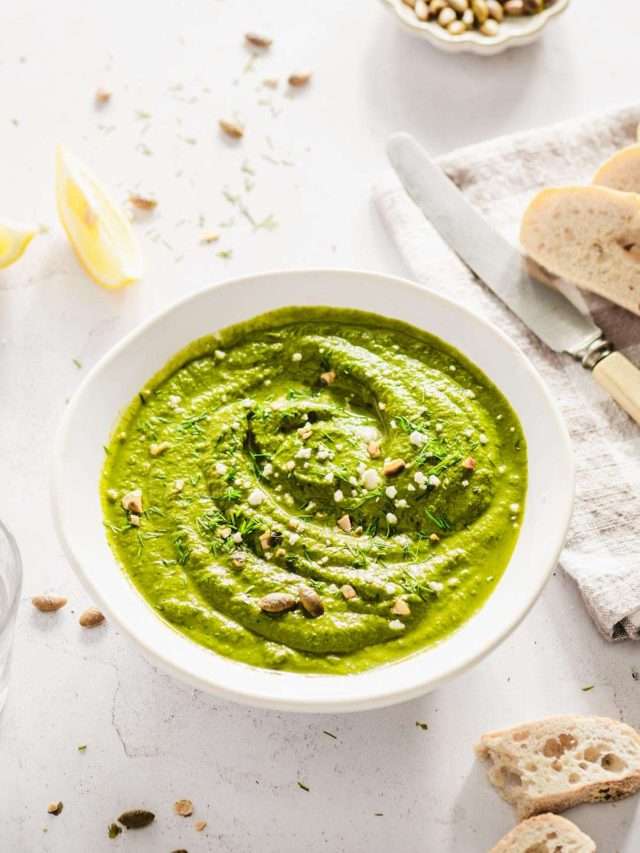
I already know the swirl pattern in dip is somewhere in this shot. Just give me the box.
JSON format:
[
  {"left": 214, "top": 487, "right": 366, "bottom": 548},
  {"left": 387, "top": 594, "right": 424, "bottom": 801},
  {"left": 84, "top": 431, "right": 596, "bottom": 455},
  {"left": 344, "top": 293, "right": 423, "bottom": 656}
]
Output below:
[{"left": 102, "top": 307, "right": 527, "bottom": 674}]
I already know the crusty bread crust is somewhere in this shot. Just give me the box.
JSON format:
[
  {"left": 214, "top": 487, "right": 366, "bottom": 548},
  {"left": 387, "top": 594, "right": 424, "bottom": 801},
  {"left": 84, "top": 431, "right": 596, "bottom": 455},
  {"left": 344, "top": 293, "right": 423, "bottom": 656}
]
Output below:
[
  {"left": 520, "top": 185, "right": 640, "bottom": 317},
  {"left": 476, "top": 715, "right": 640, "bottom": 820},
  {"left": 490, "top": 813, "right": 596, "bottom": 853}
]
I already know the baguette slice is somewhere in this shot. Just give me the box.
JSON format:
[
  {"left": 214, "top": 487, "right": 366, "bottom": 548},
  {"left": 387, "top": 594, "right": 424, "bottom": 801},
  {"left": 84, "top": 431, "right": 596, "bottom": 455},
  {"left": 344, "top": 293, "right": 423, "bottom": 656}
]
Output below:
[
  {"left": 593, "top": 144, "right": 640, "bottom": 193},
  {"left": 490, "top": 814, "right": 595, "bottom": 853},
  {"left": 476, "top": 715, "right": 640, "bottom": 819},
  {"left": 520, "top": 185, "right": 640, "bottom": 316}
]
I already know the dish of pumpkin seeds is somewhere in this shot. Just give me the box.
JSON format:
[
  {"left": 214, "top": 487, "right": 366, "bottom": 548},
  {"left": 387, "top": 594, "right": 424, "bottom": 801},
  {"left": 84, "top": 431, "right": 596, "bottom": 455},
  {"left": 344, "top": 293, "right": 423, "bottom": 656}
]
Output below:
[{"left": 401, "top": 0, "right": 558, "bottom": 38}]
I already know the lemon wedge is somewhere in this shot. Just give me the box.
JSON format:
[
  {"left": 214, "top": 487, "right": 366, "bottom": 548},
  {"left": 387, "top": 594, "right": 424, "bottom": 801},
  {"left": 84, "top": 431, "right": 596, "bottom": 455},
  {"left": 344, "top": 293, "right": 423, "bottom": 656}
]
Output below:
[
  {"left": 0, "top": 221, "right": 37, "bottom": 269},
  {"left": 55, "top": 146, "right": 142, "bottom": 288}
]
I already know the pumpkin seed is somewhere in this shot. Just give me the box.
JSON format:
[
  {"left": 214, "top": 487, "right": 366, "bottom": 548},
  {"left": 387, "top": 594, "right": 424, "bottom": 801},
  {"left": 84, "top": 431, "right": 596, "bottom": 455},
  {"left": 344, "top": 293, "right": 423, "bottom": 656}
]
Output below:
[
  {"left": 504, "top": 0, "right": 524, "bottom": 14},
  {"left": 447, "top": 20, "right": 466, "bottom": 35},
  {"left": 487, "top": 0, "right": 504, "bottom": 20},
  {"left": 108, "top": 823, "right": 122, "bottom": 838},
  {"left": 448, "top": 0, "right": 468, "bottom": 12},
  {"left": 401, "top": 0, "right": 417, "bottom": 7},
  {"left": 219, "top": 119, "right": 244, "bottom": 140},
  {"left": 117, "top": 809, "right": 155, "bottom": 829},
  {"left": 259, "top": 592, "right": 297, "bottom": 613},
  {"left": 471, "top": 0, "right": 489, "bottom": 23},
  {"left": 524, "top": 0, "right": 543, "bottom": 12},
  {"left": 245, "top": 33, "right": 272, "bottom": 48},
  {"left": 414, "top": 0, "right": 429, "bottom": 20},
  {"left": 79, "top": 607, "right": 105, "bottom": 628},
  {"left": 32, "top": 595, "right": 67, "bottom": 612},
  {"left": 480, "top": 18, "right": 500, "bottom": 35},
  {"left": 299, "top": 585, "right": 325, "bottom": 618},
  {"left": 288, "top": 72, "right": 312, "bottom": 87},
  {"left": 383, "top": 458, "right": 406, "bottom": 477},
  {"left": 429, "top": 0, "right": 447, "bottom": 14},
  {"left": 437, "top": 6, "right": 456, "bottom": 27},
  {"left": 462, "top": 9, "right": 475, "bottom": 26}
]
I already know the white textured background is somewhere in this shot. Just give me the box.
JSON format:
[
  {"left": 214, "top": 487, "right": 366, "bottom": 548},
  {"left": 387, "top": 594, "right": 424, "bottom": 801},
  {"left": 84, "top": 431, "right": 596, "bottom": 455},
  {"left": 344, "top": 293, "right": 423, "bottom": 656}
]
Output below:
[{"left": 2, "top": 1, "right": 640, "bottom": 851}]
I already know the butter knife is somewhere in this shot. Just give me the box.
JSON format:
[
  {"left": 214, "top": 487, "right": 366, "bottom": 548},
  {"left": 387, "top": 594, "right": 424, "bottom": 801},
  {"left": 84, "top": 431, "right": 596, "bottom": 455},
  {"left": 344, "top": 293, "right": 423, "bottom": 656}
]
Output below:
[{"left": 387, "top": 132, "right": 640, "bottom": 425}]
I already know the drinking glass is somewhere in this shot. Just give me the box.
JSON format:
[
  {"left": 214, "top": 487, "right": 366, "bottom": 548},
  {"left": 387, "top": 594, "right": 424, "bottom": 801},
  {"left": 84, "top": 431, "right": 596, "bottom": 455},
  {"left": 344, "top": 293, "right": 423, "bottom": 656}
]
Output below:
[{"left": 0, "top": 520, "right": 22, "bottom": 713}]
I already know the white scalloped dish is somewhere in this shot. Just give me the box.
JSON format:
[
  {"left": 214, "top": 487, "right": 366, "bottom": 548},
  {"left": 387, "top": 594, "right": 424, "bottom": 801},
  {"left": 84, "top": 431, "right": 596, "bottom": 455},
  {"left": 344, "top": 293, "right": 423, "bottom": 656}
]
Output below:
[{"left": 380, "top": 0, "right": 570, "bottom": 55}]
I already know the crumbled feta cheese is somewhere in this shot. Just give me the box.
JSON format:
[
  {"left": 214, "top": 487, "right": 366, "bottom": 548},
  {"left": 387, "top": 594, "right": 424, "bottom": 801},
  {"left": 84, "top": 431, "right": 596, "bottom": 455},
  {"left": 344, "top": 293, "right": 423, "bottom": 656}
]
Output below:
[
  {"left": 324, "top": 471, "right": 334, "bottom": 483},
  {"left": 428, "top": 474, "right": 440, "bottom": 488},
  {"left": 232, "top": 531, "right": 243, "bottom": 544},
  {"left": 478, "top": 433, "right": 488, "bottom": 445},
  {"left": 285, "top": 460, "right": 296, "bottom": 471},
  {"left": 168, "top": 394, "right": 181, "bottom": 409},
  {"left": 509, "top": 502, "right": 520, "bottom": 513},
  {"left": 296, "top": 447, "right": 312, "bottom": 460},
  {"left": 215, "top": 462, "right": 228, "bottom": 476},
  {"left": 428, "top": 581, "right": 444, "bottom": 593},
  {"left": 360, "top": 426, "right": 378, "bottom": 442},
  {"left": 448, "top": 577, "right": 460, "bottom": 587},
  {"left": 220, "top": 527, "right": 232, "bottom": 539},
  {"left": 334, "top": 489, "right": 344, "bottom": 503},
  {"left": 449, "top": 365, "right": 456, "bottom": 372},
  {"left": 362, "top": 468, "right": 381, "bottom": 490},
  {"left": 407, "top": 484, "right": 415, "bottom": 492},
  {"left": 292, "top": 352, "right": 302, "bottom": 362},
  {"left": 386, "top": 512, "right": 398, "bottom": 525},
  {"left": 390, "top": 419, "right": 397, "bottom": 429},
  {"left": 414, "top": 471, "right": 427, "bottom": 487},
  {"left": 409, "top": 430, "right": 427, "bottom": 447},
  {"left": 317, "top": 447, "right": 331, "bottom": 461},
  {"left": 395, "top": 499, "right": 408, "bottom": 509},
  {"left": 288, "top": 532, "right": 300, "bottom": 545},
  {"left": 262, "top": 463, "right": 273, "bottom": 477},
  {"left": 348, "top": 476, "right": 357, "bottom": 486},
  {"left": 463, "top": 428, "right": 473, "bottom": 438},
  {"left": 435, "top": 422, "right": 443, "bottom": 433},
  {"left": 214, "top": 349, "right": 226, "bottom": 360},
  {"left": 378, "top": 401, "right": 386, "bottom": 410},
  {"left": 241, "top": 398, "right": 254, "bottom": 408},
  {"left": 462, "top": 479, "right": 469, "bottom": 487},
  {"left": 498, "top": 464, "right": 507, "bottom": 474},
  {"left": 466, "top": 389, "right": 476, "bottom": 399},
  {"left": 173, "top": 479, "right": 185, "bottom": 493},
  {"left": 385, "top": 485, "right": 397, "bottom": 499},
  {"left": 247, "top": 489, "right": 265, "bottom": 507},
  {"left": 388, "top": 619, "right": 405, "bottom": 631}
]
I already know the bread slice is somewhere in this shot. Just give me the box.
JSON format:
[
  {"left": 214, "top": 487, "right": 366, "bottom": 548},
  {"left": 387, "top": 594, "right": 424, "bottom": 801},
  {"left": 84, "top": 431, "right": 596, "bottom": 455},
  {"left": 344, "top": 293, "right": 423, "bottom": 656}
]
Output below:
[
  {"left": 520, "top": 185, "right": 640, "bottom": 316},
  {"left": 490, "top": 814, "right": 595, "bottom": 853},
  {"left": 476, "top": 715, "right": 640, "bottom": 819},
  {"left": 593, "top": 144, "right": 640, "bottom": 193}
]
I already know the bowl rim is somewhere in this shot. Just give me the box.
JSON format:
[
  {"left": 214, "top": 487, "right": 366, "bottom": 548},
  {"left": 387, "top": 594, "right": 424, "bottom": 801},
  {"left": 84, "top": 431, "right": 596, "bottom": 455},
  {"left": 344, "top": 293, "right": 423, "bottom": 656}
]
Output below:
[
  {"left": 51, "top": 268, "right": 575, "bottom": 712},
  {"left": 379, "top": 0, "right": 571, "bottom": 55}
]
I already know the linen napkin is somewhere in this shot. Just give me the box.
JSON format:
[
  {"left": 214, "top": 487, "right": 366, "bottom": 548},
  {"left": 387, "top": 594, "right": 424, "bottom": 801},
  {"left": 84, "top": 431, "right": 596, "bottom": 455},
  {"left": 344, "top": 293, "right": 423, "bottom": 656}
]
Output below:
[{"left": 375, "top": 104, "right": 640, "bottom": 641}]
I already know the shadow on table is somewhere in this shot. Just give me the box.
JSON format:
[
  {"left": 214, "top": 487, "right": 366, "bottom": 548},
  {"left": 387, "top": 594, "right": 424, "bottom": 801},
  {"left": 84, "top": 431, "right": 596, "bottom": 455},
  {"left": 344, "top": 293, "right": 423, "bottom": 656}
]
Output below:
[{"left": 363, "top": 16, "right": 553, "bottom": 155}]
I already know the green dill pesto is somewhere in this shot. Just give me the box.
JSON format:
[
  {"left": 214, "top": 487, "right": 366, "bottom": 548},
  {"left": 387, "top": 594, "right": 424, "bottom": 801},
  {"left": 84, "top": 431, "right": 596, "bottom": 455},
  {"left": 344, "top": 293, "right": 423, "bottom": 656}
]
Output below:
[{"left": 101, "top": 307, "right": 527, "bottom": 675}]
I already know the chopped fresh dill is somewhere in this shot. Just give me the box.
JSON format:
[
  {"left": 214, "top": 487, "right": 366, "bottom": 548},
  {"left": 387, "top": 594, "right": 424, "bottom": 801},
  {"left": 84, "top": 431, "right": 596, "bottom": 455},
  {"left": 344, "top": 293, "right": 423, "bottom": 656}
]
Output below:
[{"left": 424, "top": 509, "right": 452, "bottom": 531}]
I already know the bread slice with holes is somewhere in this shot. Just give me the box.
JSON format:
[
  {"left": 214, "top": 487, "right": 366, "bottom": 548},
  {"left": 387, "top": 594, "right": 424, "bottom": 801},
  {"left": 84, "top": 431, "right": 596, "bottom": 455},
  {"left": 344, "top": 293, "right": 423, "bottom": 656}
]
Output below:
[
  {"left": 490, "top": 813, "right": 596, "bottom": 853},
  {"left": 476, "top": 715, "right": 640, "bottom": 820},
  {"left": 594, "top": 144, "right": 640, "bottom": 193},
  {"left": 520, "top": 185, "right": 640, "bottom": 316}
]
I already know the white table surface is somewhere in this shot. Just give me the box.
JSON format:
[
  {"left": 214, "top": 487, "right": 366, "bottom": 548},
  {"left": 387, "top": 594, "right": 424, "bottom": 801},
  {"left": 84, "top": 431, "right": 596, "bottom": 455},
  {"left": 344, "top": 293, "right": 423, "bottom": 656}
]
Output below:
[{"left": 2, "top": 2, "right": 640, "bottom": 851}]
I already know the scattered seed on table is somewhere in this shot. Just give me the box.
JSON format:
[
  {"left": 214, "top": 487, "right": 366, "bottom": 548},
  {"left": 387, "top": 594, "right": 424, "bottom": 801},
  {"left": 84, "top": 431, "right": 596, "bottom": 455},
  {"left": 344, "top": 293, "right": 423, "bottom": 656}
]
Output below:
[
  {"left": 219, "top": 119, "right": 244, "bottom": 139},
  {"left": 47, "top": 801, "right": 63, "bottom": 816},
  {"left": 245, "top": 32, "right": 272, "bottom": 48},
  {"left": 174, "top": 799, "right": 193, "bottom": 817},
  {"left": 79, "top": 607, "right": 105, "bottom": 628},
  {"left": 117, "top": 809, "right": 155, "bottom": 829},
  {"left": 32, "top": 595, "right": 67, "bottom": 612},
  {"left": 288, "top": 72, "right": 311, "bottom": 87}
]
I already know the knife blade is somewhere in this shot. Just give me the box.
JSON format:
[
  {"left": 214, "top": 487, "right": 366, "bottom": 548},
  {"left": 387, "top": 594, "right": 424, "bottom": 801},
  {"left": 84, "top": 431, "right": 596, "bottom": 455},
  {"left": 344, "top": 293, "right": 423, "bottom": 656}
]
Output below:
[{"left": 386, "top": 132, "right": 602, "bottom": 358}]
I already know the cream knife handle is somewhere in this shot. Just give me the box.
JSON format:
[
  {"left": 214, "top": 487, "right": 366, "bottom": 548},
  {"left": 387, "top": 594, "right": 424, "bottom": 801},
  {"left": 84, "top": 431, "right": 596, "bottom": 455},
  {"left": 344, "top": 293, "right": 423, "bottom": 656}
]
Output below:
[{"left": 593, "top": 352, "right": 640, "bottom": 425}]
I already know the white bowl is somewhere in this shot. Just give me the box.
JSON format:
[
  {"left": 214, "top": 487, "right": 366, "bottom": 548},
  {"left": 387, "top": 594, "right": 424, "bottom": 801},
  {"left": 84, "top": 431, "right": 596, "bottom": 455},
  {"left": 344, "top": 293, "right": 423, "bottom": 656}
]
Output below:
[
  {"left": 51, "top": 269, "right": 574, "bottom": 713},
  {"left": 380, "top": 0, "right": 570, "bottom": 55}
]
